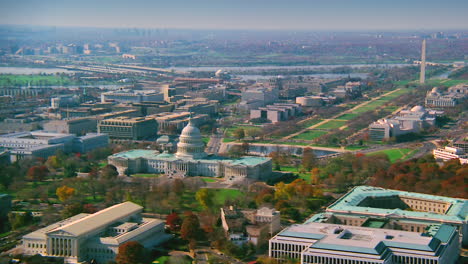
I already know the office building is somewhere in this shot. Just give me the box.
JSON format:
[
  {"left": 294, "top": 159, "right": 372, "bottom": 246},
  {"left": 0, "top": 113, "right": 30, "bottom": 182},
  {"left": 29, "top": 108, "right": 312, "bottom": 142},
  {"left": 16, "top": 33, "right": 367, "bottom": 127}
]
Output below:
[
  {"left": 250, "top": 103, "right": 301, "bottom": 123},
  {"left": 151, "top": 112, "right": 209, "bottom": 134},
  {"left": 313, "top": 186, "right": 467, "bottom": 245},
  {"left": 108, "top": 120, "right": 272, "bottom": 183},
  {"left": 0, "top": 131, "right": 108, "bottom": 161},
  {"left": 98, "top": 117, "right": 157, "bottom": 140},
  {"left": 270, "top": 222, "right": 459, "bottom": 264},
  {"left": 22, "top": 202, "right": 168, "bottom": 264},
  {"left": 101, "top": 90, "right": 164, "bottom": 104},
  {"left": 433, "top": 146, "right": 468, "bottom": 164},
  {"left": 43, "top": 118, "right": 97, "bottom": 136}
]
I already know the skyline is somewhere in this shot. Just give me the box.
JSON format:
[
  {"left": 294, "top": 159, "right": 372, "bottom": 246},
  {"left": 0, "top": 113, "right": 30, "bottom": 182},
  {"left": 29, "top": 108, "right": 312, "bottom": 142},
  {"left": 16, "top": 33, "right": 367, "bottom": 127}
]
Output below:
[{"left": 1, "top": 0, "right": 468, "bottom": 31}]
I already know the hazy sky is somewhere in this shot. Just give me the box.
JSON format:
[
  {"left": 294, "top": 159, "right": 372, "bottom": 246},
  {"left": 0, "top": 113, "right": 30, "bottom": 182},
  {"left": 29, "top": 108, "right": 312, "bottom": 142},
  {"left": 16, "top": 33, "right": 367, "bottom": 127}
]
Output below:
[{"left": 1, "top": 0, "right": 467, "bottom": 30}]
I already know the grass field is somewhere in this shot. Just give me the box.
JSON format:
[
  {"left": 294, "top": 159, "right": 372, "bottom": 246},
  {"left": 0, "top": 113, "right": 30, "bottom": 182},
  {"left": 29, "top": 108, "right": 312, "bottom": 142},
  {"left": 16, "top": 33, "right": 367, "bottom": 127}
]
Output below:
[
  {"left": 0, "top": 74, "right": 76, "bottom": 87},
  {"left": 201, "top": 177, "right": 217, "bottom": 183},
  {"left": 208, "top": 188, "right": 243, "bottom": 205},
  {"left": 425, "top": 79, "right": 467, "bottom": 87},
  {"left": 299, "top": 119, "right": 323, "bottom": 128},
  {"left": 366, "top": 148, "right": 413, "bottom": 163},
  {"left": 315, "top": 120, "right": 347, "bottom": 130},
  {"left": 292, "top": 130, "right": 328, "bottom": 140},
  {"left": 279, "top": 166, "right": 310, "bottom": 182},
  {"left": 335, "top": 113, "right": 359, "bottom": 120}
]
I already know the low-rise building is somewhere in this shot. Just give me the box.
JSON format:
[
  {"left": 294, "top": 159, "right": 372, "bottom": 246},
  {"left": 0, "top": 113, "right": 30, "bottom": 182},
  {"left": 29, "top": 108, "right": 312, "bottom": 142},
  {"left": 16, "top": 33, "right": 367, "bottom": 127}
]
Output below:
[
  {"left": 250, "top": 103, "right": 301, "bottom": 123},
  {"left": 21, "top": 202, "right": 169, "bottom": 264},
  {"left": 101, "top": 90, "right": 164, "bottom": 104},
  {"left": 98, "top": 117, "right": 157, "bottom": 140},
  {"left": 369, "top": 106, "right": 440, "bottom": 141},
  {"left": 318, "top": 186, "right": 468, "bottom": 246},
  {"left": 221, "top": 206, "right": 281, "bottom": 245},
  {"left": 0, "top": 131, "right": 108, "bottom": 161},
  {"left": 433, "top": 146, "right": 468, "bottom": 164},
  {"left": 425, "top": 86, "right": 466, "bottom": 108},
  {"left": 43, "top": 118, "right": 97, "bottom": 136},
  {"left": 270, "top": 222, "right": 459, "bottom": 264}
]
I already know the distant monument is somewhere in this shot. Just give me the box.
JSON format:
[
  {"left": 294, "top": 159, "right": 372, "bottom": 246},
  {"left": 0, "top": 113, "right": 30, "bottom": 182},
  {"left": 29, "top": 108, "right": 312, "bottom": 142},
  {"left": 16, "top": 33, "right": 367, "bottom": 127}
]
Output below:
[{"left": 420, "top": 39, "right": 426, "bottom": 84}]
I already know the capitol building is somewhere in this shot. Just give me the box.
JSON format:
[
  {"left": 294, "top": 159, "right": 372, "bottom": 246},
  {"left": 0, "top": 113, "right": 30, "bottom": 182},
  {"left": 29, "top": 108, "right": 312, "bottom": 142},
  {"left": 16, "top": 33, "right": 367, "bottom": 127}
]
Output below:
[{"left": 108, "top": 120, "right": 272, "bottom": 182}]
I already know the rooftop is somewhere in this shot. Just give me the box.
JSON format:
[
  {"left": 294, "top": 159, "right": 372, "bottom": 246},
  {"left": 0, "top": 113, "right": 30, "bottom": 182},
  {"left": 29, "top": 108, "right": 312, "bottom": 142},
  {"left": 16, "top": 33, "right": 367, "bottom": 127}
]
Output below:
[
  {"left": 274, "top": 222, "right": 456, "bottom": 256},
  {"left": 327, "top": 186, "right": 467, "bottom": 223}
]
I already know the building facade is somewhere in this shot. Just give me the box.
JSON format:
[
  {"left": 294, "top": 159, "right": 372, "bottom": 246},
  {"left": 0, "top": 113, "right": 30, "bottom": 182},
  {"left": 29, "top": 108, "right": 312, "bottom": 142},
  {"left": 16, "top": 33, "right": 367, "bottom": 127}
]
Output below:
[
  {"left": 22, "top": 202, "right": 168, "bottom": 264},
  {"left": 108, "top": 120, "right": 272, "bottom": 183},
  {"left": 369, "top": 106, "right": 440, "bottom": 141},
  {"left": 0, "top": 131, "right": 108, "bottom": 161},
  {"left": 250, "top": 103, "right": 302, "bottom": 123},
  {"left": 319, "top": 186, "right": 468, "bottom": 246},
  {"left": 98, "top": 117, "right": 157, "bottom": 140},
  {"left": 433, "top": 146, "right": 468, "bottom": 164},
  {"left": 270, "top": 222, "right": 459, "bottom": 264}
]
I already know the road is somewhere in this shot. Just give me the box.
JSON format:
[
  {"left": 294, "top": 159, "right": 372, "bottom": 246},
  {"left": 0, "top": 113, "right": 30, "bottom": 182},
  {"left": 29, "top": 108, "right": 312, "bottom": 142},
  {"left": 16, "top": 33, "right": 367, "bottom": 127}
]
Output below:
[{"left": 206, "top": 133, "right": 223, "bottom": 154}]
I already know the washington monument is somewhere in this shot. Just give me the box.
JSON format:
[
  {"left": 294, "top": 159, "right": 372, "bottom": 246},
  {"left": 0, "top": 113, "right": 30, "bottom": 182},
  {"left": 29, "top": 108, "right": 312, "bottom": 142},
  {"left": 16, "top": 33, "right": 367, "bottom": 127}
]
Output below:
[{"left": 420, "top": 39, "right": 426, "bottom": 84}]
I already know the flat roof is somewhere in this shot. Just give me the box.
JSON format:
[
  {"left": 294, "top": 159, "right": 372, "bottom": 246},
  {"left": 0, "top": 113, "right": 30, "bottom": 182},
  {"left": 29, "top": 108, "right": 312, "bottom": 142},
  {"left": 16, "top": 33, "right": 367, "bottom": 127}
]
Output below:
[
  {"left": 327, "top": 186, "right": 467, "bottom": 223},
  {"left": 272, "top": 222, "right": 456, "bottom": 256},
  {"left": 47, "top": 202, "right": 142, "bottom": 237}
]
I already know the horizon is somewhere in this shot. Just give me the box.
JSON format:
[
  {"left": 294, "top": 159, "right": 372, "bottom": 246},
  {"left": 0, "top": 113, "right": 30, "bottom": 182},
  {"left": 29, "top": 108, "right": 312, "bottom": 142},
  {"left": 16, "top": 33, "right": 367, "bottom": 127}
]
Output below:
[{"left": 1, "top": 0, "right": 468, "bottom": 31}]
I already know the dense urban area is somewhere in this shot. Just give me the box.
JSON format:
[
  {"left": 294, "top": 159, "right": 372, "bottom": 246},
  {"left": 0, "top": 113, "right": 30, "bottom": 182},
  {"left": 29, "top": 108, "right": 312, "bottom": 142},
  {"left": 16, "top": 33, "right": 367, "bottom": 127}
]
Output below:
[{"left": 0, "top": 25, "right": 467, "bottom": 264}]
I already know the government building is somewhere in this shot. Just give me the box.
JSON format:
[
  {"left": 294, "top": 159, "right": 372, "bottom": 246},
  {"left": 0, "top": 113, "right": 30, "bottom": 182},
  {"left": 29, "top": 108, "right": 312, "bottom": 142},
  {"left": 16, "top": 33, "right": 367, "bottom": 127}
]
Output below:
[
  {"left": 108, "top": 119, "right": 272, "bottom": 183},
  {"left": 22, "top": 202, "right": 169, "bottom": 264},
  {"left": 269, "top": 186, "right": 467, "bottom": 264}
]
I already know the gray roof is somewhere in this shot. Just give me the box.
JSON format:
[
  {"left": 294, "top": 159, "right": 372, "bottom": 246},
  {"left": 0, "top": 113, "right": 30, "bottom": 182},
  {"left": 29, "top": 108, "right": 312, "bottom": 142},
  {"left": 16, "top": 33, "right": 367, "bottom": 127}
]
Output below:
[{"left": 47, "top": 202, "right": 143, "bottom": 237}]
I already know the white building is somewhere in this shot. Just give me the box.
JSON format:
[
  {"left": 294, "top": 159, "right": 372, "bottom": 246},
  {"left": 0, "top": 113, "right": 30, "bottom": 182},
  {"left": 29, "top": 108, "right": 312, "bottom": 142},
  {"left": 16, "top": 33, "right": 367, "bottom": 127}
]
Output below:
[
  {"left": 433, "top": 146, "right": 468, "bottom": 164},
  {"left": 250, "top": 103, "right": 301, "bottom": 123},
  {"left": 270, "top": 222, "right": 459, "bottom": 264},
  {"left": 0, "top": 131, "right": 108, "bottom": 161},
  {"left": 22, "top": 202, "right": 168, "bottom": 264},
  {"left": 369, "top": 106, "right": 440, "bottom": 141},
  {"left": 101, "top": 89, "right": 164, "bottom": 104},
  {"left": 108, "top": 120, "right": 272, "bottom": 183}
]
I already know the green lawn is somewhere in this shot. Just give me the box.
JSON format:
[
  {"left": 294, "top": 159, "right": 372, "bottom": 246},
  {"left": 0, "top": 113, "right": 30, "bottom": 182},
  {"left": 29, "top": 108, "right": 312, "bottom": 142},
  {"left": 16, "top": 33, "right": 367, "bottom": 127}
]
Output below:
[
  {"left": 279, "top": 166, "right": 310, "bottom": 182},
  {"left": 201, "top": 177, "right": 217, "bottom": 183},
  {"left": 153, "top": 256, "right": 170, "bottom": 264},
  {"left": 208, "top": 188, "right": 243, "bottom": 205},
  {"left": 335, "top": 113, "right": 359, "bottom": 120},
  {"left": 292, "top": 130, "right": 328, "bottom": 140},
  {"left": 298, "top": 119, "right": 323, "bottom": 128},
  {"left": 315, "top": 120, "right": 347, "bottom": 130},
  {"left": 366, "top": 148, "right": 413, "bottom": 163}
]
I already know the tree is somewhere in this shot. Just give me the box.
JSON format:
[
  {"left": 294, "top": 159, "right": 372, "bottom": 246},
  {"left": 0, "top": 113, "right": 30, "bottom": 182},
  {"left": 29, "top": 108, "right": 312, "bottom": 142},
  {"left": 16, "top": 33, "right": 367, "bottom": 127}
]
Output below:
[
  {"left": 180, "top": 212, "right": 202, "bottom": 247},
  {"left": 115, "top": 241, "right": 147, "bottom": 264},
  {"left": 302, "top": 148, "right": 317, "bottom": 171},
  {"left": 56, "top": 185, "right": 76, "bottom": 202},
  {"left": 27, "top": 165, "right": 49, "bottom": 181},
  {"left": 101, "top": 164, "right": 119, "bottom": 179},
  {"left": 232, "top": 128, "right": 245, "bottom": 140},
  {"left": 195, "top": 188, "right": 213, "bottom": 210},
  {"left": 166, "top": 212, "right": 182, "bottom": 232}
]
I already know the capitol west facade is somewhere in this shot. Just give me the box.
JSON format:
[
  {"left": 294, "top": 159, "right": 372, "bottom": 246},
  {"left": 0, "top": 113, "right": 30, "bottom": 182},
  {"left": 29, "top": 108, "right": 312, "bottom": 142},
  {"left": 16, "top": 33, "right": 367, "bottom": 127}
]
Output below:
[{"left": 108, "top": 120, "right": 272, "bottom": 182}]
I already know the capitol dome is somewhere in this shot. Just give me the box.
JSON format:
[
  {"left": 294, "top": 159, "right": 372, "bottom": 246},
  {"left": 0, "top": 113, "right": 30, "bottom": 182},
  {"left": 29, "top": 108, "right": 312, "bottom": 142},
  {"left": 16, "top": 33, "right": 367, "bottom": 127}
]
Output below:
[{"left": 175, "top": 119, "right": 207, "bottom": 159}]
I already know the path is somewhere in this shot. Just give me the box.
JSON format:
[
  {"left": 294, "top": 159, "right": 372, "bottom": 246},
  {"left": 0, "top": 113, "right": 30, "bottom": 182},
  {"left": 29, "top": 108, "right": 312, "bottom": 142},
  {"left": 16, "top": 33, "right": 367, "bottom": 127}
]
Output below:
[{"left": 282, "top": 88, "right": 402, "bottom": 140}]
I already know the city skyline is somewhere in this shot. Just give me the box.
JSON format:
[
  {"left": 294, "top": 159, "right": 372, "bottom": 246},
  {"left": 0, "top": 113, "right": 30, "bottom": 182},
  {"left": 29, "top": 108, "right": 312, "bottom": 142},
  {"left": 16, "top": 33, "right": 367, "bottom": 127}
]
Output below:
[{"left": 1, "top": 0, "right": 468, "bottom": 31}]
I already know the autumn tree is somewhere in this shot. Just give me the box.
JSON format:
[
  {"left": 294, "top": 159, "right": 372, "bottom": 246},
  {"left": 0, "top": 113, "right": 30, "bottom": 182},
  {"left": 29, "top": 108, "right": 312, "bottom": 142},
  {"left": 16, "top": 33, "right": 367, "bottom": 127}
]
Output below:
[
  {"left": 180, "top": 212, "right": 202, "bottom": 248},
  {"left": 166, "top": 212, "right": 182, "bottom": 232},
  {"left": 101, "top": 164, "right": 119, "bottom": 179},
  {"left": 27, "top": 165, "right": 49, "bottom": 181},
  {"left": 56, "top": 185, "right": 76, "bottom": 202},
  {"left": 115, "top": 241, "right": 147, "bottom": 264},
  {"left": 302, "top": 148, "right": 317, "bottom": 171},
  {"left": 195, "top": 188, "right": 213, "bottom": 210}
]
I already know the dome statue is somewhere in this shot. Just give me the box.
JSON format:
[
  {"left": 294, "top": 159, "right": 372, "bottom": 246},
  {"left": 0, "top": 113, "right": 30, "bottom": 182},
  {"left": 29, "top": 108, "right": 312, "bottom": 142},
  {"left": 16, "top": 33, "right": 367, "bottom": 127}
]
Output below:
[{"left": 175, "top": 119, "right": 207, "bottom": 159}]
